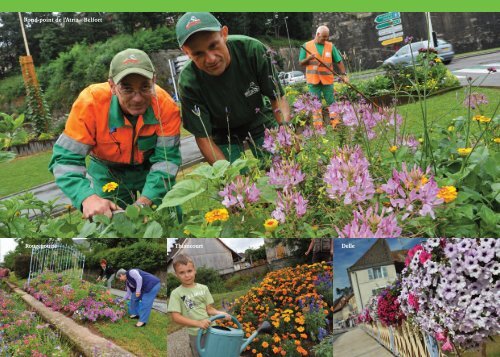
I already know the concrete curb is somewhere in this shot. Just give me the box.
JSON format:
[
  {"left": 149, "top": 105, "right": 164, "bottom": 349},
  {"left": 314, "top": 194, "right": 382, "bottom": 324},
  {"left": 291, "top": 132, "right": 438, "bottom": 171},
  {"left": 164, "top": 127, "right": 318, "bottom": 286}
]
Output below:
[{"left": 6, "top": 281, "right": 136, "bottom": 357}]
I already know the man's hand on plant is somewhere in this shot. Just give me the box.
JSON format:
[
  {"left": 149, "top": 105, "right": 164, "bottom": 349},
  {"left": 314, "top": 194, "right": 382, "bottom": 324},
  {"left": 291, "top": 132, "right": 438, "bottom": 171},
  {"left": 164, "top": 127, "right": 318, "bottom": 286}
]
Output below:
[{"left": 82, "top": 194, "right": 119, "bottom": 219}]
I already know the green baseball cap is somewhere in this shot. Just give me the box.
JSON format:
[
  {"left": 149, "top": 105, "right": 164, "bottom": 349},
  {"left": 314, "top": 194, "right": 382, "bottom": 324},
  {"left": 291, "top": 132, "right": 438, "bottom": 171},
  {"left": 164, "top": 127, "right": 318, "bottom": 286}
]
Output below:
[
  {"left": 176, "top": 12, "right": 222, "bottom": 47},
  {"left": 109, "top": 48, "right": 155, "bottom": 84}
]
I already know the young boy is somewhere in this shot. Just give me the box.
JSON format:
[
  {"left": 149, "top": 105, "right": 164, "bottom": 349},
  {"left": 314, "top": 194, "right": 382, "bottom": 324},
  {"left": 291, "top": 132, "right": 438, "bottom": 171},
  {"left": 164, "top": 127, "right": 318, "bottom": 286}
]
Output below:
[{"left": 167, "top": 254, "right": 230, "bottom": 357}]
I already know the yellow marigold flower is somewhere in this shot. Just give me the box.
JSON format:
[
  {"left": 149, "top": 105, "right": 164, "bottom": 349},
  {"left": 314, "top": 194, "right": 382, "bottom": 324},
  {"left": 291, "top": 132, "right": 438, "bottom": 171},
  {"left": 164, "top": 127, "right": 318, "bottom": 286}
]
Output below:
[
  {"left": 457, "top": 148, "right": 472, "bottom": 156},
  {"left": 494, "top": 138, "right": 500, "bottom": 143},
  {"left": 204, "top": 208, "right": 229, "bottom": 223},
  {"left": 473, "top": 115, "right": 491, "bottom": 123},
  {"left": 102, "top": 181, "right": 118, "bottom": 192},
  {"left": 273, "top": 336, "right": 281, "bottom": 343},
  {"left": 418, "top": 138, "right": 424, "bottom": 143},
  {"left": 434, "top": 58, "right": 442, "bottom": 63},
  {"left": 437, "top": 186, "right": 458, "bottom": 203},
  {"left": 296, "top": 326, "right": 305, "bottom": 332},
  {"left": 183, "top": 229, "right": 191, "bottom": 235},
  {"left": 284, "top": 316, "right": 291, "bottom": 322},
  {"left": 264, "top": 218, "right": 279, "bottom": 232},
  {"left": 389, "top": 145, "right": 398, "bottom": 153},
  {"left": 262, "top": 341, "right": 269, "bottom": 348},
  {"left": 447, "top": 126, "right": 455, "bottom": 132}
]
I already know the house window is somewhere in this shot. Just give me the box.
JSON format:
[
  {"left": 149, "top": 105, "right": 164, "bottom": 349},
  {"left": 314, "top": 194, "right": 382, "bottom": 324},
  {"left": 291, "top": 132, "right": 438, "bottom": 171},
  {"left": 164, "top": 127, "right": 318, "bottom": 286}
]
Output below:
[{"left": 368, "top": 266, "right": 388, "bottom": 280}]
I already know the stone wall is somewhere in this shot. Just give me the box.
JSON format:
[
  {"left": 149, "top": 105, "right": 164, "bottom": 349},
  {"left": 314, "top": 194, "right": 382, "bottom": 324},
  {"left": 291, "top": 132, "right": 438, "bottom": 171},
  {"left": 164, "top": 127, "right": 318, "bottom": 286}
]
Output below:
[{"left": 306, "top": 12, "right": 500, "bottom": 70}]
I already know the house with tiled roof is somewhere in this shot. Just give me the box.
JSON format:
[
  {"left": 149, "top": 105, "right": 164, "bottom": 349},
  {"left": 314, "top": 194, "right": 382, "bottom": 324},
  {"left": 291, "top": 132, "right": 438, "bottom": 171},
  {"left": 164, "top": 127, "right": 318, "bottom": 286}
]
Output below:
[
  {"left": 166, "top": 238, "right": 243, "bottom": 274},
  {"left": 347, "top": 239, "right": 407, "bottom": 312}
]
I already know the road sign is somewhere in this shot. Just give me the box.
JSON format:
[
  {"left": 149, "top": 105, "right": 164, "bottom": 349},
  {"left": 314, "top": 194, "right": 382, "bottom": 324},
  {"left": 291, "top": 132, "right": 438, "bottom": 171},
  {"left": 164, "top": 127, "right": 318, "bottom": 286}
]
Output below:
[
  {"left": 378, "top": 32, "right": 404, "bottom": 42},
  {"left": 377, "top": 25, "right": 403, "bottom": 36},
  {"left": 374, "top": 12, "right": 400, "bottom": 24},
  {"left": 381, "top": 37, "right": 404, "bottom": 46},
  {"left": 375, "top": 18, "right": 401, "bottom": 30}
]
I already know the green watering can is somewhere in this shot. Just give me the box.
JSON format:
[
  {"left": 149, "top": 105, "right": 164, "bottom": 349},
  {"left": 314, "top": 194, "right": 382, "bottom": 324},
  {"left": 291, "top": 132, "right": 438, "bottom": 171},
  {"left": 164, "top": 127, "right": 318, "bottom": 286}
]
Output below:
[{"left": 197, "top": 314, "right": 272, "bottom": 357}]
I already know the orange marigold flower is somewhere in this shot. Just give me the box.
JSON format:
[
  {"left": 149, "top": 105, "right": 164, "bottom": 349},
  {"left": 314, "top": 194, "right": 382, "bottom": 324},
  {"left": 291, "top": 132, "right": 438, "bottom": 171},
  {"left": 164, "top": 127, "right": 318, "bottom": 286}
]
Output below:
[
  {"left": 294, "top": 340, "right": 301, "bottom": 345},
  {"left": 437, "top": 186, "right": 457, "bottom": 203},
  {"left": 300, "top": 333, "right": 308, "bottom": 339},
  {"left": 257, "top": 354, "right": 263, "bottom": 357},
  {"left": 262, "top": 341, "right": 269, "bottom": 348},
  {"left": 273, "top": 347, "right": 280, "bottom": 354}
]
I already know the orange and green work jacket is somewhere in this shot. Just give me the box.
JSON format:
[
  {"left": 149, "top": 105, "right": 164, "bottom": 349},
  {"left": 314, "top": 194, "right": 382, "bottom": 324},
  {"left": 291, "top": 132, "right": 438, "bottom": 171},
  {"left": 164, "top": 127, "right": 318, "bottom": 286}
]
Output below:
[
  {"left": 49, "top": 82, "right": 181, "bottom": 210},
  {"left": 305, "top": 40, "right": 334, "bottom": 85}
]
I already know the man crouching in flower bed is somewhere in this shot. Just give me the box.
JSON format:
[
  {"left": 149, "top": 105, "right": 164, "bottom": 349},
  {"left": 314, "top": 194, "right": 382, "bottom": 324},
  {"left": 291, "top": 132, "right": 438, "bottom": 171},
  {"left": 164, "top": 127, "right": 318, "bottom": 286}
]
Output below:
[{"left": 116, "top": 268, "right": 161, "bottom": 327}]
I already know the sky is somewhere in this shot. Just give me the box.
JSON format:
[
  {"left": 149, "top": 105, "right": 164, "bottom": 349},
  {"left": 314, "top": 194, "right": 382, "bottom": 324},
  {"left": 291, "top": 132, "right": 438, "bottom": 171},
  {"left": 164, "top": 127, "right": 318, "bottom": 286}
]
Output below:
[
  {"left": 0, "top": 238, "right": 17, "bottom": 263},
  {"left": 167, "top": 238, "right": 264, "bottom": 254},
  {"left": 333, "top": 238, "right": 425, "bottom": 299}
]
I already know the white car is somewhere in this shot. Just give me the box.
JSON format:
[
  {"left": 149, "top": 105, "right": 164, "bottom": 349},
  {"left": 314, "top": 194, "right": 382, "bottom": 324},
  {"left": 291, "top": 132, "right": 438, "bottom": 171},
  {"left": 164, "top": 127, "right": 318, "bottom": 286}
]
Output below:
[
  {"left": 383, "top": 39, "right": 455, "bottom": 67},
  {"left": 280, "top": 71, "right": 306, "bottom": 85}
]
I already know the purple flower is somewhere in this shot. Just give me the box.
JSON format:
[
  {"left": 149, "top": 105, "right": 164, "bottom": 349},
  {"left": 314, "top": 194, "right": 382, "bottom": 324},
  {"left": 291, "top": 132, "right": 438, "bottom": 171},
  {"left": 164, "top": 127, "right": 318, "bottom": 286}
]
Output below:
[
  {"left": 323, "top": 145, "right": 375, "bottom": 204},
  {"left": 293, "top": 93, "right": 322, "bottom": 116},
  {"left": 463, "top": 92, "right": 488, "bottom": 109},
  {"left": 271, "top": 189, "right": 308, "bottom": 223},
  {"left": 262, "top": 125, "right": 298, "bottom": 157},
  {"left": 219, "top": 176, "right": 261, "bottom": 209},
  {"left": 404, "top": 35, "right": 414, "bottom": 44},
  {"left": 336, "top": 204, "right": 402, "bottom": 238},
  {"left": 381, "top": 163, "right": 443, "bottom": 220},
  {"left": 267, "top": 160, "right": 305, "bottom": 190}
]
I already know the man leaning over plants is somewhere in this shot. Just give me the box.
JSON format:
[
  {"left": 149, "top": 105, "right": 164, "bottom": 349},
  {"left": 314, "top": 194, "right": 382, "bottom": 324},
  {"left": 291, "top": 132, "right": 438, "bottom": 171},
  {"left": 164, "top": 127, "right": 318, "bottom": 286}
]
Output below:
[
  {"left": 49, "top": 49, "right": 181, "bottom": 219},
  {"left": 175, "top": 12, "right": 291, "bottom": 165}
]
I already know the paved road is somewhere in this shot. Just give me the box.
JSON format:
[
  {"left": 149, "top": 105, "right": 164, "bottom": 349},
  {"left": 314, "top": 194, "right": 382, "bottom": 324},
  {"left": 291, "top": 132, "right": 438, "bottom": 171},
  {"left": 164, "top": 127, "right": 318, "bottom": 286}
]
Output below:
[
  {"left": 352, "top": 51, "right": 500, "bottom": 87},
  {"left": 0, "top": 135, "right": 204, "bottom": 209},
  {"left": 109, "top": 288, "right": 168, "bottom": 314},
  {"left": 332, "top": 326, "right": 393, "bottom": 357},
  {"left": 447, "top": 52, "right": 500, "bottom": 87}
]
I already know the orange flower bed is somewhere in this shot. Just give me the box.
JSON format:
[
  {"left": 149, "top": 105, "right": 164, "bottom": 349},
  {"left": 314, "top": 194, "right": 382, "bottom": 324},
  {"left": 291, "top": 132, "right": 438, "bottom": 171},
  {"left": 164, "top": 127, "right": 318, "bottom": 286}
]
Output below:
[{"left": 220, "top": 262, "right": 333, "bottom": 356}]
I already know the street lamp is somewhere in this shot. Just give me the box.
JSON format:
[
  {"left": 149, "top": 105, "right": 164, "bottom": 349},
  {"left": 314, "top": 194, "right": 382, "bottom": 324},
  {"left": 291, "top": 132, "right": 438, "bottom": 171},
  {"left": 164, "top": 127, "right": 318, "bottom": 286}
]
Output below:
[{"left": 283, "top": 16, "right": 295, "bottom": 71}]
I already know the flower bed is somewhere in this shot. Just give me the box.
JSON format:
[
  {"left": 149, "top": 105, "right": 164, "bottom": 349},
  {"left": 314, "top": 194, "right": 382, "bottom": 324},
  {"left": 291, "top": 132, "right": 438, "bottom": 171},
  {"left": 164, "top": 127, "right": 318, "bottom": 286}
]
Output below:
[
  {"left": 399, "top": 238, "right": 500, "bottom": 353},
  {"left": 220, "top": 262, "right": 333, "bottom": 356},
  {"left": 24, "top": 271, "right": 125, "bottom": 323},
  {"left": 357, "top": 238, "right": 500, "bottom": 355},
  {"left": 0, "top": 282, "right": 74, "bottom": 356}
]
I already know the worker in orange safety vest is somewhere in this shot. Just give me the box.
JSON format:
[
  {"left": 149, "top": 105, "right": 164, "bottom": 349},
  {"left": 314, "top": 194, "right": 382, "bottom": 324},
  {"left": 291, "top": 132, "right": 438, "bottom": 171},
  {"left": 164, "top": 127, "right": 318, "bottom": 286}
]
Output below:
[{"left": 299, "top": 25, "right": 349, "bottom": 129}]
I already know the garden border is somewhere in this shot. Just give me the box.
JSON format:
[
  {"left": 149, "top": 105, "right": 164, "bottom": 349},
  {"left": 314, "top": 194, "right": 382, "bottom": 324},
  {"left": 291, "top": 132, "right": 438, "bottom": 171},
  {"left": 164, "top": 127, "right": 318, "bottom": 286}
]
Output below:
[{"left": 5, "top": 281, "right": 136, "bottom": 357}]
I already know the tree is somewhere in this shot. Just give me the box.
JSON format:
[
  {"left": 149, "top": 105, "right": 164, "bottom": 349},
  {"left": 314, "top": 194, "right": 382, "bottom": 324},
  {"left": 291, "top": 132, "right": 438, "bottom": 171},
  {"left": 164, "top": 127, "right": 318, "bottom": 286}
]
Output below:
[{"left": 245, "top": 245, "right": 266, "bottom": 262}]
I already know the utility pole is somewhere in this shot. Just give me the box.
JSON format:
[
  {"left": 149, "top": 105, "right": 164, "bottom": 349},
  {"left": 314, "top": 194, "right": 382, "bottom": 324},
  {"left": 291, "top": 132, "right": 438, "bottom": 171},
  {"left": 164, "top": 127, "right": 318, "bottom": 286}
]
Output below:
[
  {"left": 284, "top": 16, "right": 295, "bottom": 71},
  {"left": 18, "top": 12, "right": 31, "bottom": 56},
  {"left": 425, "top": 12, "right": 437, "bottom": 48}
]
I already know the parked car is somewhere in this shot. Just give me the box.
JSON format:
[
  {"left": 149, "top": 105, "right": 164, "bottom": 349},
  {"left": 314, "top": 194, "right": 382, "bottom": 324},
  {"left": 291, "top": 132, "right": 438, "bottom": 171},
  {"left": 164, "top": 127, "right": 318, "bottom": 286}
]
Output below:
[
  {"left": 280, "top": 71, "right": 306, "bottom": 85},
  {"left": 383, "top": 39, "right": 455, "bottom": 67}
]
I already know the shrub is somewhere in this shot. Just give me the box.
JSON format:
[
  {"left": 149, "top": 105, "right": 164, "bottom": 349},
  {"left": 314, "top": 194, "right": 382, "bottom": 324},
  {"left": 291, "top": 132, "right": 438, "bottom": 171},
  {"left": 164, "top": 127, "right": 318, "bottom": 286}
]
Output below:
[
  {"left": 13, "top": 254, "right": 31, "bottom": 279},
  {"left": 91, "top": 241, "right": 166, "bottom": 272}
]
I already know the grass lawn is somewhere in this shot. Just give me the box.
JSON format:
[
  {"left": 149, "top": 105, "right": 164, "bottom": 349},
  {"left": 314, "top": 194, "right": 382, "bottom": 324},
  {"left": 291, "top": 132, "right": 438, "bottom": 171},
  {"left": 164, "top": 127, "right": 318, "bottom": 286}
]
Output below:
[
  {"left": 396, "top": 87, "right": 500, "bottom": 137},
  {"left": 0, "top": 150, "right": 54, "bottom": 197},
  {"left": 93, "top": 310, "right": 167, "bottom": 357}
]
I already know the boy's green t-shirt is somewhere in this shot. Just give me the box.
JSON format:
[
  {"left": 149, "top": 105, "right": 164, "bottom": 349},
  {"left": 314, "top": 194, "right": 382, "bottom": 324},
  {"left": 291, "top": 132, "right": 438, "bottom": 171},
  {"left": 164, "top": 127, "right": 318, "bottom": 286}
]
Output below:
[
  {"left": 167, "top": 283, "right": 214, "bottom": 336},
  {"left": 178, "top": 35, "right": 283, "bottom": 144}
]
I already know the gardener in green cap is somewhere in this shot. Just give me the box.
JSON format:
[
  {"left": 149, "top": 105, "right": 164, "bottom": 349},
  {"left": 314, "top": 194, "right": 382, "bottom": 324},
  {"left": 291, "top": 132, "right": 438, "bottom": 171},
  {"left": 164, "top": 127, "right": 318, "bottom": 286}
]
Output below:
[
  {"left": 49, "top": 48, "right": 182, "bottom": 220},
  {"left": 175, "top": 12, "right": 291, "bottom": 165}
]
